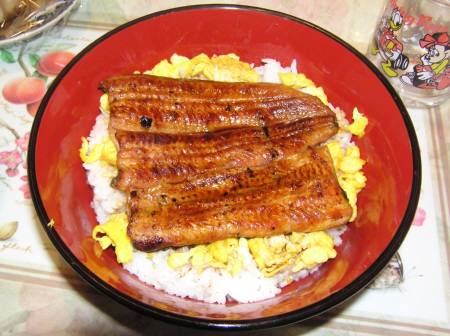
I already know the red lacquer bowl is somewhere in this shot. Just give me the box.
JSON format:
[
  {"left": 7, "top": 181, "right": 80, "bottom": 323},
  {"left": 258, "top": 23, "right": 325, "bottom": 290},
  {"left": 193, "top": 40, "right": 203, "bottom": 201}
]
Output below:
[{"left": 28, "top": 5, "right": 421, "bottom": 330}]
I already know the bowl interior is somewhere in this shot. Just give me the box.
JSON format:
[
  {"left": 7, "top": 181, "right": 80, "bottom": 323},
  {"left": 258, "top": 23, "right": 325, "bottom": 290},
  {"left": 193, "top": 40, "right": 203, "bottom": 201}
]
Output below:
[{"left": 30, "top": 6, "right": 418, "bottom": 327}]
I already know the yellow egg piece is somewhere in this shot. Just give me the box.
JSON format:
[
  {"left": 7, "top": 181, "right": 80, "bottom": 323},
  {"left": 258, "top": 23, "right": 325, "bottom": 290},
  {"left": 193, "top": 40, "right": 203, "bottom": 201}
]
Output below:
[
  {"left": 247, "top": 231, "right": 338, "bottom": 277},
  {"left": 167, "top": 251, "right": 191, "bottom": 268},
  {"left": 300, "top": 86, "right": 328, "bottom": 105},
  {"left": 79, "top": 137, "right": 90, "bottom": 162},
  {"left": 346, "top": 145, "right": 360, "bottom": 158},
  {"left": 301, "top": 245, "right": 336, "bottom": 268},
  {"left": 80, "top": 137, "right": 102, "bottom": 163},
  {"left": 248, "top": 238, "right": 272, "bottom": 270},
  {"left": 145, "top": 53, "right": 260, "bottom": 83},
  {"left": 47, "top": 218, "right": 55, "bottom": 228},
  {"left": 92, "top": 213, "right": 133, "bottom": 264},
  {"left": 289, "top": 232, "right": 306, "bottom": 244},
  {"left": 307, "top": 231, "right": 335, "bottom": 250},
  {"left": 149, "top": 59, "right": 179, "bottom": 78},
  {"left": 100, "top": 93, "right": 109, "bottom": 112},
  {"left": 168, "top": 54, "right": 190, "bottom": 77},
  {"left": 352, "top": 171, "right": 368, "bottom": 189},
  {"left": 326, "top": 141, "right": 344, "bottom": 166},
  {"left": 191, "top": 62, "right": 207, "bottom": 77},
  {"left": 340, "top": 172, "right": 367, "bottom": 191},
  {"left": 328, "top": 133, "right": 366, "bottom": 222},
  {"left": 338, "top": 177, "right": 358, "bottom": 220},
  {"left": 208, "top": 240, "right": 229, "bottom": 264},
  {"left": 167, "top": 238, "right": 242, "bottom": 274},
  {"left": 205, "top": 54, "right": 259, "bottom": 82},
  {"left": 100, "top": 137, "right": 117, "bottom": 165},
  {"left": 279, "top": 72, "right": 315, "bottom": 88},
  {"left": 183, "top": 53, "right": 210, "bottom": 77},
  {"left": 347, "top": 107, "right": 368, "bottom": 137},
  {"left": 267, "top": 235, "right": 287, "bottom": 252},
  {"left": 339, "top": 156, "right": 366, "bottom": 174},
  {"left": 80, "top": 136, "right": 117, "bottom": 166},
  {"left": 262, "top": 263, "right": 290, "bottom": 277},
  {"left": 189, "top": 245, "right": 207, "bottom": 256},
  {"left": 189, "top": 245, "right": 212, "bottom": 269},
  {"left": 285, "top": 241, "right": 299, "bottom": 253},
  {"left": 189, "top": 53, "right": 210, "bottom": 65},
  {"left": 170, "top": 53, "right": 190, "bottom": 65}
]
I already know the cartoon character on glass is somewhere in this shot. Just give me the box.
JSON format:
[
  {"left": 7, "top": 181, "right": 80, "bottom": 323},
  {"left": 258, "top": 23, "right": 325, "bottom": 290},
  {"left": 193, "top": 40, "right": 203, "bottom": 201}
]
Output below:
[
  {"left": 373, "top": 8, "right": 410, "bottom": 77},
  {"left": 401, "top": 32, "right": 450, "bottom": 90}
]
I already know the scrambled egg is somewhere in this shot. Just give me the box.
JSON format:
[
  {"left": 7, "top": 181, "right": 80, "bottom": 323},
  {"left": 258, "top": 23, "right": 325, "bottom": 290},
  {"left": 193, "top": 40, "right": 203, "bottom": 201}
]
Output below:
[
  {"left": 279, "top": 72, "right": 328, "bottom": 105},
  {"left": 166, "top": 232, "right": 337, "bottom": 278},
  {"left": 100, "top": 93, "right": 109, "bottom": 112},
  {"left": 328, "top": 107, "right": 368, "bottom": 221},
  {"left": 327, "top": 140, "right": 367, "bottom": 221},
  {"left": 92, "top": 213, "right": 133, "bottom": 264},
  {"left": 80, "top": 94, "right": 115, "bottom": 165},
  {"left": 279, "top": 72, "right": 314, "bottom": 88},
  {"left": 47, "top": 218, "right": 55, "bottom": 228},
  {"left": 167, "top": 238, "right": 244, "bottom": 276},
  {"left": 248, "top": 232, "right": 336, "bottom": 277},
  {"left": 347, "top": 107, "right": 368, "bottom": 138},
  {"left": 80, "top": 136, "right": 117, "bottom": 165},
  {"left": 146, "top": 53, "right": 259, "bottom": 82},
  {"left": 144, "top": 53, "right": 327, "bottom": 103},
  {"left": 300, "top": 86, "right": 328, "bottom": 105}
]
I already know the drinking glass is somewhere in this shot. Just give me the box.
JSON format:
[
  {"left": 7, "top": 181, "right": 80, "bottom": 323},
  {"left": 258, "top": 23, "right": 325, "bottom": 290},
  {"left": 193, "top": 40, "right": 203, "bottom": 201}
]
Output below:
[{"left": 367, "top": 0, "right": 449, "bottom": 107}]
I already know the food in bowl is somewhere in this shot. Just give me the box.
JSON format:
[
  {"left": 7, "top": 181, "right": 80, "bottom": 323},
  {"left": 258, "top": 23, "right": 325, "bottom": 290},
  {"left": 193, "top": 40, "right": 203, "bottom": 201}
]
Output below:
[{"left": 79, "top": 53, "right": 368, "bottom": 304}]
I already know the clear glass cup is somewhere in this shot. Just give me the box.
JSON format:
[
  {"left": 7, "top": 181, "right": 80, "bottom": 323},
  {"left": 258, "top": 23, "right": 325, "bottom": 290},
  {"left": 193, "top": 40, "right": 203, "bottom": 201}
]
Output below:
[{"left": 367, "top": 0, "right": 449, "bottom": 107}]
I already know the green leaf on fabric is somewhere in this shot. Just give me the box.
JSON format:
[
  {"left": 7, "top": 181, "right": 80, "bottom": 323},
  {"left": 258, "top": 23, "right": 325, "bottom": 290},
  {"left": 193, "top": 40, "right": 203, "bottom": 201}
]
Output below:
[
  {"left": 28, "top": 53, "right": 40, "bottom": 68},
  {"left": 0, "top": 48, "right": 15, "bottom": 63}
]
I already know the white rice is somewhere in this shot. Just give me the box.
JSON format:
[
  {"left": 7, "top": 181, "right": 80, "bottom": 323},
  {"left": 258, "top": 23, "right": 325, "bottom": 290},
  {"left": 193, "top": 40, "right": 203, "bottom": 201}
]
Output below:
[
  {"left": 254, "top": 58, "right": 297, "bottom": 82},
  {"left": 83, "top": 112, "right": 126, "bottom": 224},
  {"left": 123, "top": 241, "right": 281, "bottom": 303},
  {"left": 83, "top": 58, "right": 353, "bottom": 304}
]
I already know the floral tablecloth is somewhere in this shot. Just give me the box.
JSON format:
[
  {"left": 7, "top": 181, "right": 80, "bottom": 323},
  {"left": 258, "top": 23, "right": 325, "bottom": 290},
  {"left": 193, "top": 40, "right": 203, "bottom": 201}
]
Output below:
[{"left": 1, "top": 1, "right": 449, "bottom": 335}]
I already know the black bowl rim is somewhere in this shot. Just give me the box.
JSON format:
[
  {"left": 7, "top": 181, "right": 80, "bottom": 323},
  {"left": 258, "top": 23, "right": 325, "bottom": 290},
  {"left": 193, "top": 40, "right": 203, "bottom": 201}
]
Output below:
[{"left": 27, "top": 4, "right": 422, "bottom": 331}]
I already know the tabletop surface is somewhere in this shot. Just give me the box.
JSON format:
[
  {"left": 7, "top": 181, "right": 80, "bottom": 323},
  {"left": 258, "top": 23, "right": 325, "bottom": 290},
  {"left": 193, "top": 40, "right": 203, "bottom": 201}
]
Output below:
[{"left": 0, "top": 1, "right": 449, "bottom": 335}]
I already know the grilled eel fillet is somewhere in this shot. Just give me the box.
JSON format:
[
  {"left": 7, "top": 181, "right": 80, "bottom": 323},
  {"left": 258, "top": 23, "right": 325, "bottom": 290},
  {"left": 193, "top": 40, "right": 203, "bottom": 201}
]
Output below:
[
  {"left": 99, "top": 74, "right": 335, "bottom": 134},
  {"left": 128, "top": 147, "right": 352, "bottom": 251},
  {"left": 114, "top": 115, "right": 338, "bottom": 190}
]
